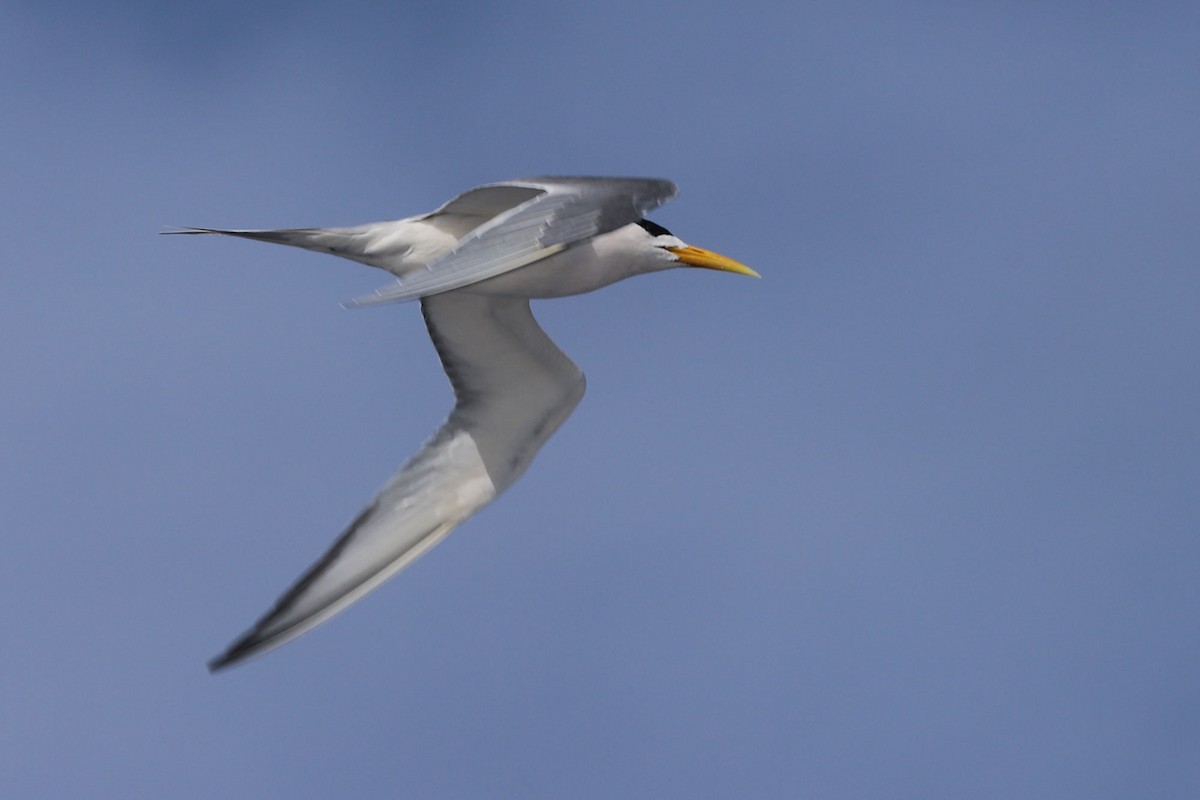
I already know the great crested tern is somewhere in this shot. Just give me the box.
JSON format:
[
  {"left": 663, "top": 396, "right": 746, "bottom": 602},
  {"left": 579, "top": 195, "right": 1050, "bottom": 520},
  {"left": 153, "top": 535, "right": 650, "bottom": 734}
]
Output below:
[{"left": 169, "top": 176, "right": 757, "bottom": 671}]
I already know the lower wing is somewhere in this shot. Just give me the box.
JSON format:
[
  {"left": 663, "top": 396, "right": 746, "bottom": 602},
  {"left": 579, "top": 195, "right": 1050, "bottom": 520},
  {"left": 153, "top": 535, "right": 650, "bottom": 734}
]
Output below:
[{"left": 208, "top": 293, "right": 584, "bottom": 670}]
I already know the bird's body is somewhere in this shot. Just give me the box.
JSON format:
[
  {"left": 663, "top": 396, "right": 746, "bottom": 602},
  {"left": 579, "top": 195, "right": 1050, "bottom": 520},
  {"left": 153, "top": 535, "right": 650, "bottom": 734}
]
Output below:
[{"left": 169, "top": 177, "right": 756, "bottom": 670}]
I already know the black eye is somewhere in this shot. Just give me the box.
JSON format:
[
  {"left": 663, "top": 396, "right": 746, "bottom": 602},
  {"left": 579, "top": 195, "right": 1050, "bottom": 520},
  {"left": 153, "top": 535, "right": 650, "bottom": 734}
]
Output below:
[{"left": 636, "top": 218, "right": 673, "bottom": 238}]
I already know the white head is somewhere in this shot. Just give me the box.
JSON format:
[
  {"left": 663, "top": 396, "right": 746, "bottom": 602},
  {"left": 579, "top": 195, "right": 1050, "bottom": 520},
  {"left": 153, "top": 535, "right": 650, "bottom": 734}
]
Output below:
[
  {"left": 631, "top": 218, "right": 760, "bottom": 278},
  {"left": 465, "top": 217, "right": 757, "bottom": 299}
]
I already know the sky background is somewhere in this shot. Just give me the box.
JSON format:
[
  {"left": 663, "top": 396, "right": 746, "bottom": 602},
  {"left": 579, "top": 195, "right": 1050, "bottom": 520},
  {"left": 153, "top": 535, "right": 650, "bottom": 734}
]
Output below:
[{"left": 3, "top": 1, "right": 1198, "bottom": 797}]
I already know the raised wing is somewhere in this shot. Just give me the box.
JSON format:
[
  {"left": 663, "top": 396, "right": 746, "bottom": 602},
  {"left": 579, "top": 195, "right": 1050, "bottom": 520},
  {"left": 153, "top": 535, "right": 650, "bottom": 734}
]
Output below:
[
  {"left": 345, "top": 176, "right": 677, "bottom": 306},
  {"left": 208, "top": 293, "right": 585, "bottom": 670}
]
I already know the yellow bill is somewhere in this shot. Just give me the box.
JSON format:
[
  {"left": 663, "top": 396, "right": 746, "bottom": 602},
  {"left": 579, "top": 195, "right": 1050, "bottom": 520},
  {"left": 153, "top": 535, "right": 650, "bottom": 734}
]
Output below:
[{"left": 669, "top": 245, "right": 760, "bottom": 278}]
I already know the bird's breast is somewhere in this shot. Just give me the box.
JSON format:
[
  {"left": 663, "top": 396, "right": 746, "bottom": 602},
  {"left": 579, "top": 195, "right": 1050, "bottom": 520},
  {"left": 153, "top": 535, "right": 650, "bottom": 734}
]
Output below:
[{"left": 464, "top": 227, "right": 659, "bottom": 299}]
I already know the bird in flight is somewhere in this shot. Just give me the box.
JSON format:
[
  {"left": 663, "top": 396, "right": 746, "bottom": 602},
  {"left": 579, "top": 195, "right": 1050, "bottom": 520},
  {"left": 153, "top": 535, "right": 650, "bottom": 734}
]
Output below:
[{"left": 168, "top": 176, "right": 757, "bottom": 671}]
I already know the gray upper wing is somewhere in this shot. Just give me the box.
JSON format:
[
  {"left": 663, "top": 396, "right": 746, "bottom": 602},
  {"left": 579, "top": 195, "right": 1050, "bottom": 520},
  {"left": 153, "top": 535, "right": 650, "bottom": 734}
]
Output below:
[{"left": 345, "top": 177, "right": 677, "bottom": 306}]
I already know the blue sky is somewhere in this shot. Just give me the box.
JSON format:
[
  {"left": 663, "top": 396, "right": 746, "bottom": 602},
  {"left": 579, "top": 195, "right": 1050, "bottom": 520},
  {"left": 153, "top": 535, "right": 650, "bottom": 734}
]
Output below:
[{"left": 3, "top": 1, "right": 1198, "bottom": 797}]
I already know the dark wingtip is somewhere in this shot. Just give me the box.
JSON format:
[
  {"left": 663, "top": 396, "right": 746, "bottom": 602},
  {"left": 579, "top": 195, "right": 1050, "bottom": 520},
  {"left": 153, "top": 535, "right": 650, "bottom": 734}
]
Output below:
[
  {"left": 206, "top": 631, "right": 262, "bottom": 674},
  {"left": 160, "top": 227, "right": 217, "bottom": 235},
  {"left": 207, "top": 654, "right": 233, "bottom": 674},
  {"left": 207, "top": 648, "right": 242, "bottom": 674}
]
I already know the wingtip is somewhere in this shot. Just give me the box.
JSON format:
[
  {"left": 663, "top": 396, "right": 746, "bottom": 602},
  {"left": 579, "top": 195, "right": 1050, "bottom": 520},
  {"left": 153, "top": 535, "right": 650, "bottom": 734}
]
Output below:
[
  {"left": 207, "top": 655, "right": 233, "bottom": 674},
  {"left": 206, "top": 629, "right": 265, "bottom": 673},
  {"left": 207, "top": 646, "right": 245, "bottom": 674}
]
